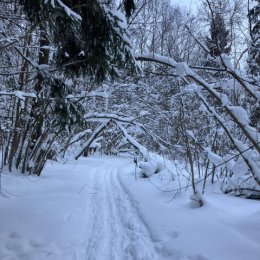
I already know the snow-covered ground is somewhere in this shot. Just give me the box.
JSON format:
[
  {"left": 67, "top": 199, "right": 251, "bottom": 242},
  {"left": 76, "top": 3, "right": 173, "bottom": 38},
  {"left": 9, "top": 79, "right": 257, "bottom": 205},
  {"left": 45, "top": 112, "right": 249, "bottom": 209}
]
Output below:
[{"left": 0, "top": 156, "right": 259, "bottom": 260}]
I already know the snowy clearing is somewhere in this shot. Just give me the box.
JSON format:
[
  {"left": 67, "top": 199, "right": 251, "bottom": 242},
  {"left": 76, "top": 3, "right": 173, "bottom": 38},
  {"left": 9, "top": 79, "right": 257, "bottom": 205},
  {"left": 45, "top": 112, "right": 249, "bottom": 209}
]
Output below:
[{"left": 0, "top": 156, "right": 259, "bottom": 260}]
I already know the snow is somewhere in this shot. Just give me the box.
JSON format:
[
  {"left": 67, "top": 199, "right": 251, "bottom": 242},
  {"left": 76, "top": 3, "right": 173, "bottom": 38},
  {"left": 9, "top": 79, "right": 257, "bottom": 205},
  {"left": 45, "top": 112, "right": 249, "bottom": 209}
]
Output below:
[
  {"left": 78, "top": 51, "right": 85, "bottom": 57},
  {"left": 70, "top": 128, "right": 92, "bottom": 144},
  {"left": 74, "top": 121, "right": 109, "bottom": 159},
  {"left": 84, "top": 113, "right": 135, "bottom": 123},
  {"left": 138, "top": 161, "right": 161, "bottom": 177},
  {"left": 117, "top": 122, "right": 149, "bottom": 160},
  {"left": 186, "top": 130, "right": 197, "bottom": 141},
  {"left": 0, "top": 156, "right": 260, "bottom": 260},
  {"left": 39, "top": 45, "right": 55, "bottom": 51},
  {"left": 222, "top": 154, "right": 235, "bottom": 171},
  {"left": 218, "top": 54, "right": 234, "bottom": 70},
  {"left": 232, "top": 156, "right": 249, "bottom": 177},
  {"left": 227, "top": 106, "right": 250, "bottom": 126},
  {"left": 221, "top": 93, "right": 229, "bottom": 106},
  {"left": 175, "top": 62, "right": 193, "bottom": 77},
  {"left": 183, "top": 83, "right": 202, "bottom": 94},
  {"left": 139, "top": 110, "right": 150, "bottom": 116},
  {"left": 37, "top": 64, "right": 50, "bottom": 70},
  {"left": 199, "top": 103, "right": 207, "bottom": 113},
  {"left": 245, "top": 125, "right": 260, "bottom": 144},
  {"left": 108, "top": 8, "right": 128, "bottom": 30},
  {"left": 14, "top": 91, "right": 25, "bottom": 100},
  {"left": 64, "top": 79, "right": 73, "bottom": 88},
  {"left": 0, "top": 21, "right": 4, "bottom": 32},
  {"left": 205, "top": 148, "right": 224, "bottom": 167},
  {"left": 217, "top": 128, "right": 224, "bottom": 136},
  {"left": 189, "top": 191, "right": 204, "bottom": 208},
  {"left": 87, "top": 91, "right": 109, "bottom": 99},
  {"left": 137, "top": 53, "right": 177, "bottom": 67},
  {"left": 89, "top": 139, "right": 102, "bottom": 149},
  {"left": 234, "top": 140, "right": 260, "bottom": 181},
  {"left": 48, "top": 0, "right": 82, "bottom": 21},
  {"left": 0, "top": 90, "right": 37, "bottom": 99},
  {"left": 119, "top": 157, "right": 260, "bottom": 260}
]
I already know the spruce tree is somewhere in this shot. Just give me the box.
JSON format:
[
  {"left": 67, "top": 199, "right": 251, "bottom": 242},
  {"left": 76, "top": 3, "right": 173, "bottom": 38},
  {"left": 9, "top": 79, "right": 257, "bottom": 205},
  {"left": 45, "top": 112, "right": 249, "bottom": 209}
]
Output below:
[
  {"left": 206, "top": 12, "right": 231, "bottom": 57},
  {"left": 2, "top": 0, "right": 137, "bottom": 176},
  {"left": 248, "top": 0, "right": 260, "bottom": 130},
  {"left": 19, "top": 0, "right": 137, "bottom": 81},
  {"left": 248, "top": 0, "right": 260, "bottom": 76}
]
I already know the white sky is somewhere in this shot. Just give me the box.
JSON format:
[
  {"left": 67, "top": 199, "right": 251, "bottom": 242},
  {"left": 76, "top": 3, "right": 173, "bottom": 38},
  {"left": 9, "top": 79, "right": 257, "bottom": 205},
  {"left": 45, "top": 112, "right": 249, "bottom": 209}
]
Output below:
[{"left": 171, "top": 0, "right": 198, "bottom": 10}]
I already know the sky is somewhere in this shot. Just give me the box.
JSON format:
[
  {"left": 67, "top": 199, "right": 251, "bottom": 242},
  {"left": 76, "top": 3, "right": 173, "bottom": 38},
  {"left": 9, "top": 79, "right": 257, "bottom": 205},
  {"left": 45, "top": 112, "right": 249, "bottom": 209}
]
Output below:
[{"left": 171, "top": 0, "right": 198, "bottom": 10}]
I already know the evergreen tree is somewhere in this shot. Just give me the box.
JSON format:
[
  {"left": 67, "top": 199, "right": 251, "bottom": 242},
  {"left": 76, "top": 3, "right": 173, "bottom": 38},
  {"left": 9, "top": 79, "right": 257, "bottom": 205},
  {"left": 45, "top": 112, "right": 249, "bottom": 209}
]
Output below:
[
  {"left": 19, "top": 0, "right": 137, "bottom": 81},
  {"left": 0, "top": 0, "right": 137, "bottom": 176},
  {"left": 206, "top": 12, "right": 231, "bottom": 57},
  {"left": 248, "top": 0, "right": 260, "bottom": 76}
]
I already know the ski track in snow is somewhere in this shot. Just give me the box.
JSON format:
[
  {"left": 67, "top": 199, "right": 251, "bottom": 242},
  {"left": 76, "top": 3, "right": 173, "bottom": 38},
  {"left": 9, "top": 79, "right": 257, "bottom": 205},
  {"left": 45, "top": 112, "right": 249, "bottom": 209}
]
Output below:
[
  {"left": 82, "top": 163, "right": 159, "bottom": 260},
  {"left": 1, "top": 157, "right": 260, "bottom": 260},
  {"left": 0, "top": 158, "right": 160, "bottom": 260}
]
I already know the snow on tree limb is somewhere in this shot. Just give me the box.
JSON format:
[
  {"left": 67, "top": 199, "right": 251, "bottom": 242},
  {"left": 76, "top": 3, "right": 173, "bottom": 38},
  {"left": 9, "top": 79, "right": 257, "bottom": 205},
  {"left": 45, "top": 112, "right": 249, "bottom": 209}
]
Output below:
[
  {"left": 198, "top": 93, "right": 260, "bottom": 185},
  {"left": 175, "top": 63, "right": 193, "bottom": 77},
  {"left": 75, "top": 121, "right": 111, "bottom": 160},
  {"left": 84, "top": 112, "right": 171, "bottom": 149},
  {"left": 116, "top": 122, "right": 150, "bottom": 161},
  {"left": 0, "top": 90, "right": 37, "bottom": 99},
  {"left": 218, "top": 54, "right": 260, "bottom": 101},
  {"left": 45, "top": 0, "right": 82, "bottom": 21},
  {"left": 137, "top": 52, "right": 260, "bottom": 154},
  {"left": 136, "top": 53, "right": 177, "bottom": 67},
  {"left": 84, "top": 113, "right": 137, "bottom": 124}
]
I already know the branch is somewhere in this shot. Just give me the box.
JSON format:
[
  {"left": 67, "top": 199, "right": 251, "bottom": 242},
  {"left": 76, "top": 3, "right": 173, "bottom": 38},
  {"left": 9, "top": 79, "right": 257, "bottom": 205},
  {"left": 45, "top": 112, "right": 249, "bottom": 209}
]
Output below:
[
  {"left": 137, "top": 53, "right": 260, "bottom": 153},
  {"left": 75, "top": 121, "right": 110, "bottom": 160},
  {"left": 116, "top": 121, "right": 150, "bottom": 160}
]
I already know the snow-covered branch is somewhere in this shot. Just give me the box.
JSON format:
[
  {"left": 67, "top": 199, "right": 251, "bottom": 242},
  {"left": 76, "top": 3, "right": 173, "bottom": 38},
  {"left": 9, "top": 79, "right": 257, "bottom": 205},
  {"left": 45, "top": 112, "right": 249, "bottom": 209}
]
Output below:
[
  {"left": 45, "top": 0, "right": 82, "bottom": 21},
  {"left": 116, "top": 122, "right": 150, "bottom": 161},
  {"left": 0, "top": 90, "right": 37, "bottom": 100},
  {"left": 198, "top": 93, "right": 260, "bottom": 185},
  {"left": 84, "top": 113, "right": 138, "bottom": 125},
  {"left": 75, "top": 121, "right": 111, "bottom": 160},
  {"left": 137, "top": 53, "right": 260, "bottom": 154}
]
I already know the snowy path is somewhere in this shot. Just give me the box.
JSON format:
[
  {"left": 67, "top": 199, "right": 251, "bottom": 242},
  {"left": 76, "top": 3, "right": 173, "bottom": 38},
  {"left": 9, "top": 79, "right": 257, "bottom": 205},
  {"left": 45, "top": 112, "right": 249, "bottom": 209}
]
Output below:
[
  {"left": 0, "top": 157, "right": 160, "bottom": 260},
  {"left": 1, "top": 156, "right": 260, "bottom": 260},
  {"left": 82, "top": 165, "right": 159, "bottom": 260}
]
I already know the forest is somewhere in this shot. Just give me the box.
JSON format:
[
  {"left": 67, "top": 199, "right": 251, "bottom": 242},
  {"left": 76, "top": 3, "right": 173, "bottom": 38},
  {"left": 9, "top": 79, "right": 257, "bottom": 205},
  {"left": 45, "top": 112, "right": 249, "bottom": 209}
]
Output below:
[
  {"left": 1, "top": 0, "right": 259, "bottom": 199},
  {"left": 0, "top": 0, "right": 260, "bottom": 259}
]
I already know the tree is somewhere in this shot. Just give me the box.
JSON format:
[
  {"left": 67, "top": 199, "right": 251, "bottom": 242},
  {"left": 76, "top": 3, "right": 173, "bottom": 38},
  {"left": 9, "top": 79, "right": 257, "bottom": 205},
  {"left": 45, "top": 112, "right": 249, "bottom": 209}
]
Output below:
[
  {"left": 248, "top": 0, "right": 260, "bottom": 76},
  {"left": 200, "top": 0, "right": 245, "bottom": 64},
  {"left": 0, "top": 0, "right": 137, "bottom": 176},
  {"left": 248, "top": 0, "right": 260, "bottom": 131},
  {"left": 206, "top": 12, "right": 231, "bottom": 56},
  {"left": 19, "top": 0, "right": 137, "bottom": 81}
]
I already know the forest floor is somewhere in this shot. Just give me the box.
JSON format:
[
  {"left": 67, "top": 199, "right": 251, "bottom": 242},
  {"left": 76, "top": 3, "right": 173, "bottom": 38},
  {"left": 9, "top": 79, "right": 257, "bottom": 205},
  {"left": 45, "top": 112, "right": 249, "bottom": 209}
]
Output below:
[{"left": 0, "top": 156, "right": 259, "bottom": 260}]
